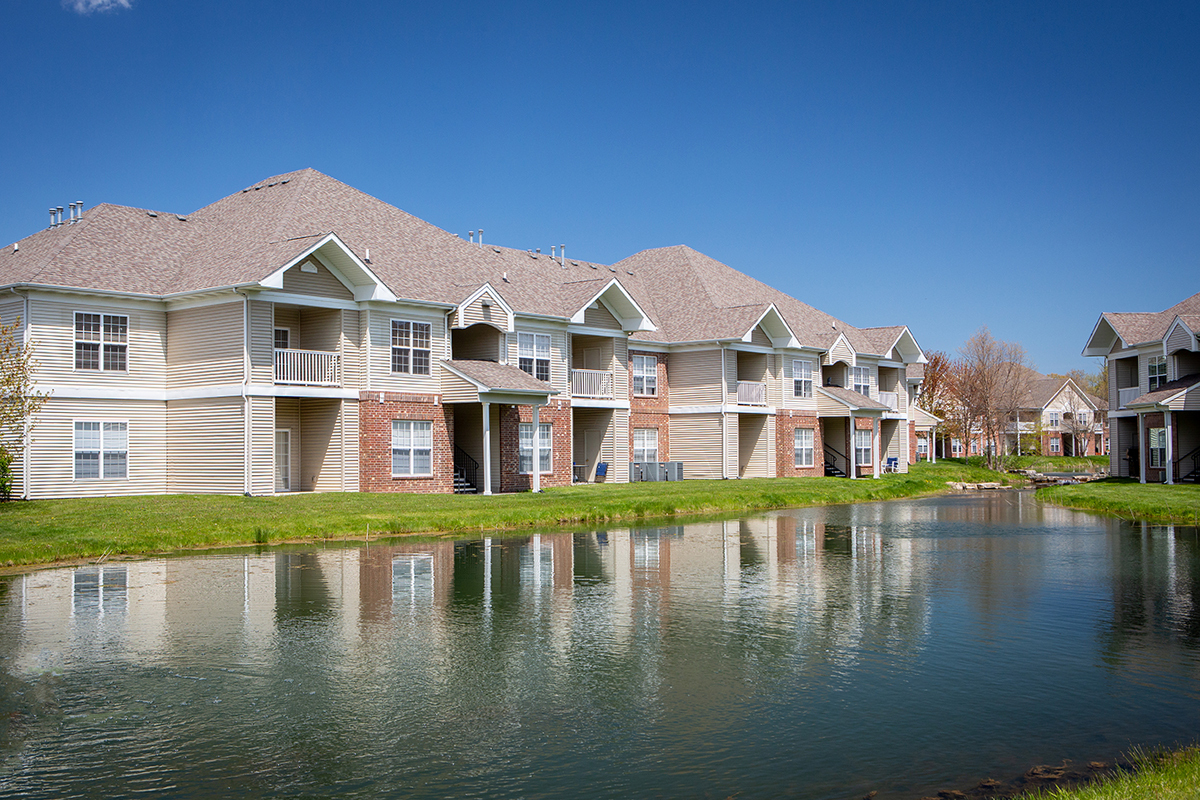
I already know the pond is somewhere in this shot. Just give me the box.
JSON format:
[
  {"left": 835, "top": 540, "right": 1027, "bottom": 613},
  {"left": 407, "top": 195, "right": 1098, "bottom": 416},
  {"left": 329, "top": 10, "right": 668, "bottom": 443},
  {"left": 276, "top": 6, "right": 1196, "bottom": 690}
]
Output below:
[{"left": 1, "top": 492, "right": 1199, "bottom": 799}]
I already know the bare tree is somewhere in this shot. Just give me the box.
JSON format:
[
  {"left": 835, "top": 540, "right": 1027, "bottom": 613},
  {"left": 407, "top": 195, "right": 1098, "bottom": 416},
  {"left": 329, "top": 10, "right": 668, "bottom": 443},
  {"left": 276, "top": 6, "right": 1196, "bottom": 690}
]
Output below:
[
  {"left": 954, "top": 328, "right": 1036, "bottom": 470},
  {"left": 1060, "top": 389, "right": 1095, "bottom": 458},
  {"left": 0, "top": 316, "right": 47, "bottom": 500}
]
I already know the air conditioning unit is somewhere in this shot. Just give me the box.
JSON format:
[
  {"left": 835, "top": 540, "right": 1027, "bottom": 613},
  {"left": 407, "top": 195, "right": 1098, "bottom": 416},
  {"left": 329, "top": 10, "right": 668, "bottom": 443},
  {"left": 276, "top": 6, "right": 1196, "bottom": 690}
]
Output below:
[{"left": 663, "top": 461, "right": 683, "bottom": 481}]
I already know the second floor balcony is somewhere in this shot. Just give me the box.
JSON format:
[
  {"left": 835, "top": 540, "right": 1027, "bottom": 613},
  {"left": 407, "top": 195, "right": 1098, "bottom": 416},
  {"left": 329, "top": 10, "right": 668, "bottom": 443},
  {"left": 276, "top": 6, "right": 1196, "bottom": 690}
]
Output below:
[
  {"left": 737, "top": 381, "right": 766, "bottom": 406},
  {"left": 275, "top": 348, "right": 340, "bottom": 387},
  {"left": 878, "top": 391, "right": 899, "bottom": 411},
  {"left": 1118, "top": 386, "right": 1141, "bottom": 408},
  {"left": 571, "top": 369, "right": 614, "bottom": 399}
]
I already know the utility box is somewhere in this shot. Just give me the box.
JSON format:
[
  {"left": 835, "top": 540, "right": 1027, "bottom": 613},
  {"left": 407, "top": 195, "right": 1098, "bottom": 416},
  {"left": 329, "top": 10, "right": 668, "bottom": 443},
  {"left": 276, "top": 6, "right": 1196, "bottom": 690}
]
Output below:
[
  {"left": 663, "top": 461, "right": 683, "bottom": 481},
  {"left": 631, "top": 462, "right": 663, "bottom": 481}
]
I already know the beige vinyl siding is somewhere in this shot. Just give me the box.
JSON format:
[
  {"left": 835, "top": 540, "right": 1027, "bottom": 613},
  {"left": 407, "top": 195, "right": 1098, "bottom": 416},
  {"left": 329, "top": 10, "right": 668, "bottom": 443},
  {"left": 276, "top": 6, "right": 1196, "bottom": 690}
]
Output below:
[
  {"left": 167, "top": 302, "right": 243, "bottom": 389},
  {"left": 507, "top": 326, "right": 568, "bottom": 392},
  {"left": 341, "top": 310, "right": 361, "bottom": 391},
  {"left": 725, "top": 412, "right": 738, "bottom": 477},
  {"left": 440, "top": 370, "right": 480, "bottom": 403},
  {"left": 167, "top": 397, "right": 245, "bottom": 494},
  {"left": 670, "top": 413, "right": 723, "bottom": 480},
  {"left": 669, "top": 350, "right": 723, "bottom": 406},
  {"left": 249, "top": 397, "right": 274, "bottom": 495},
  {"left": 281, "top": 258, "right": 353, "bottom": 300},
  {"left": 275, "top": 398, "right": 301, "bottom": 491},
  {"left": 369, "top": 310, "right": 444, "bottom": 394},
  {"left": 30, "top": 298, "right": 166, "bottom": 389},
  {"left": 825, "top": 336, "right": 854, "bottom": 367},
  {"left": 0, "top": 296, "right": 25, "bottom": 490},
  {"left": 749, "top": 325, "right": 771, "bottom": 348},
  {"left": 613, "top": 338, "right": 629, "bottom": 400},
  {"left": 583, "top": 303, "right": 621, "bottom": 330},
  {"left": 738, "top": 414, "right": 769, "bottom": 478},
  {"left": 1167, "top": 324, "right": 1193, "bottom": 356},
  {"left": 248, "top": 301, "right": 272, "bottom": 383},
  {"left": 781, "top": 356, "right": 820, "bottom": 411},
  {"left": 342, "top": 400, "right": 360, "bottom": 491},
  {"left": 611, "top": 408, "right": 629, "bottom": 483},
  {"left": 25, "top": 398, "right": 166, "bottom": 499},
  {"left": 300, "top": 398, "right": 350, "bottom": 492},
  {"left": 0, "top": 296, "right": 22, "bottom": 329},
  {"left": 457, "top": 291, "right": 506, "bottom": 329},
  {"left": 489, "top": 403, "right": 501, "bottom": 493},
  {"left": 816, "top": 391, "right": 849, "bottom": 416},
  {"left": 1177, "top": 385, "right": 1200, "bottom": 411}
]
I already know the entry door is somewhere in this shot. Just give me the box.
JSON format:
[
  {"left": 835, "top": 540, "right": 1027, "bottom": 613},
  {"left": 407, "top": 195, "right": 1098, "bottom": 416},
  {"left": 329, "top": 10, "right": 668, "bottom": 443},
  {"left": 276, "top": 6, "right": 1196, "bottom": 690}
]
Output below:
[
  {"left": 585, "top": 429, "right": 601, "bottom": 480},
  {"left": 275, "top": 429, "right": 291, "bottom": 492}
]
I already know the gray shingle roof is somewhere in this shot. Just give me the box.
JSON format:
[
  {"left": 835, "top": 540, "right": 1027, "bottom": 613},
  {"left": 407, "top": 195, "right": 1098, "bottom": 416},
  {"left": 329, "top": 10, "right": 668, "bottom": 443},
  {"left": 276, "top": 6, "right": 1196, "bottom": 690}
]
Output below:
[
  {"left": 1126, "top": 374, "right": 1200, "bottom": 407},
  {"left": 819, "top": 386, "right": 890, "bottom": 411},
  {"left": 443, "top": 360, "right": 557, "bottom": 394},
  {"left": 1100, "top": 292, "right": 1200, "bottom": 346}
]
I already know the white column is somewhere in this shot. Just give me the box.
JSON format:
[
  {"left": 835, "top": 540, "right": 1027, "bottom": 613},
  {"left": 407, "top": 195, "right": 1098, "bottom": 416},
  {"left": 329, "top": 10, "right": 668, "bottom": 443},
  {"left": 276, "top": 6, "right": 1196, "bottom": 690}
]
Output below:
[
  {"left": 1165, "top": 409, "right": 1174, "bottom": 485},
  {"left": 482, "top": 401, "right": 492, "bottom": 495},
  {"left": 872, "top": 418, "right": 880, "bottom": 479},
  {"left": 1137, "top": 412, "right": 1147, "bottom": 484},
  {"left": 532, "top": 404, "right": 541, "bottom": 492},
  {"left": 930, "top": 425, "right": 937, "bottom": 463},
  {"left": 848, "top": 415, "right": 856, "bottom": 479}
]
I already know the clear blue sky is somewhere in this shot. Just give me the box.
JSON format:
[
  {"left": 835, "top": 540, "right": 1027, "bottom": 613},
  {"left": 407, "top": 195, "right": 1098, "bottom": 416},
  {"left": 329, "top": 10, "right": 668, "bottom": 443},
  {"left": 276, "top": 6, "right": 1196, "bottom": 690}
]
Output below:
[{"left": 3, "top": 0, "right": 1198, "bottom": 374}]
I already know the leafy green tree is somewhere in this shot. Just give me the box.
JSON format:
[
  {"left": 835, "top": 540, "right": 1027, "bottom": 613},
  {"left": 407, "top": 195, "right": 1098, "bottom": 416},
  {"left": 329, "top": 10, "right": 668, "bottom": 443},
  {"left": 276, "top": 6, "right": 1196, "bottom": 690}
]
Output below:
[{"left": 0, "top": 316, "right": 47, "bottom": 500}]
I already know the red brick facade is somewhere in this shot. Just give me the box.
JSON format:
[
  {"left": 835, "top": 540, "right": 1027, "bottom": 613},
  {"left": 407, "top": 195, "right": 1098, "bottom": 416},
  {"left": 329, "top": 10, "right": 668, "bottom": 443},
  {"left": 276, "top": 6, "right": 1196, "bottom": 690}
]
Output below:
[
  {"left": 498, "top": 402, "right": 573, "bottom": 492},
  {"left": 359, "top": 391, "right": 455, "bottom": 493},
  {"left": 629, "top": 350, "right": 670, "bottom": 462},
  {"left": 775, "top": 411, "right": 823, "bottom": 477}
]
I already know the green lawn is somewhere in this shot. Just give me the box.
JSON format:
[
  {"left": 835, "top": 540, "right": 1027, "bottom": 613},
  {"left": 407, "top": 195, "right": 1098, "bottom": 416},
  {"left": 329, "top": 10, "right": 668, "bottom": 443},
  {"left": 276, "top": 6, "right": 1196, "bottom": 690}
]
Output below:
[
  {"left": 1037, "top": 479, "right": 1200, "bottom": 526},
  {"left": 999, "top": 454, "right": 1110, "bottom": 473},
  {"left": 0, "top": 460, "right": 1006, "bottom": 568},
  {"left": 1020, "top": 746, "right": 1200, "bottom": 800}
]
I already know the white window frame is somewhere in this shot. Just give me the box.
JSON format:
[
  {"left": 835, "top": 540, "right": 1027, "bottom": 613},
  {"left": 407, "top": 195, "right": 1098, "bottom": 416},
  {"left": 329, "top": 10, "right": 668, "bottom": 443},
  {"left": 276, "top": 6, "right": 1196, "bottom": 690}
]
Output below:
[
  {"left": 632, "top": 354, "right": 657, "bottom": 396},
  {"left": 391, "top": 420, "right": 433, "bottom": 476},
  {"left": 519, "top": 422, "right": 552, "bottom": 474},
  {"left": 274, "top": 327, "right": 291, "bottom": 350},
  {"left": 792, "top": 359, "right": 813, "bottom": 399},
  {"left": 74, "top": 312, "right": 128, "bottom": 372},
  {"left": 794, "top": 428, "right": 814, "bottom": 468},
  {"left": 518, "top": 333, "right": 551, "bottom": 382},
  {"left": 1148, "top": 356, "right": 1167, "bottom": 391},
  {"left": 633, "top": 428, "right": 659, "bottom": 462},
  {"left": 1048, "top": 410, "right": 1060, "bottom": 429},
  {"left": 951, "top": 438, "right": 963, "bottom": 456},
  {"left": 852, "top": 366, "right": 870, "bottom": 396},
  {"left": 854, "top": 429, "right": 871, "bottom": 467},
  {"left": 391, "top": 320, "right": 432, "bottom": 376},
  {"left": 1148, "top": 427, "right": 1166, "bottom": 468},
  {"left": 917, "top": 437, "right": 928, "bottom": 455},
  {"left": 1050, "top": 436, "right": 1060, "bottom": 454},
  {"left": 74, "top": 420, "right": 128, "bottom": 480}
]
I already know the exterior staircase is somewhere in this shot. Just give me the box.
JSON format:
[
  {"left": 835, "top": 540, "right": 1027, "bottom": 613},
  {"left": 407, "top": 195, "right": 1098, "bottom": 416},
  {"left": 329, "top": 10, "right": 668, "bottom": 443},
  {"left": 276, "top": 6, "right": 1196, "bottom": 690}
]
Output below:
[
  {"left": 454, "top": 446, "right": 479, "bottom": 494},
  {"left": 823, "top": 445, "right": 847, "bottom": 478}
]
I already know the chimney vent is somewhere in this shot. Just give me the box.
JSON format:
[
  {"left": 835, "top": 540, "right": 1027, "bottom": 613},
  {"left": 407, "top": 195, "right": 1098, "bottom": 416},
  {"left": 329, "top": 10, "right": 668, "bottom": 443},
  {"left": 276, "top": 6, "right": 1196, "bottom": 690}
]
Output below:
[
  {"left": 49, "top": 208, "right": 56, "bottom": 228},
  {"left": 469, "top": 231, "right": 475, "bottom": 244},
  {"left": 56, "top": 206, "right": 64, "bottom": 226},
  {"left": 477, "top": 229, "right": 483, "bottom": 248}
]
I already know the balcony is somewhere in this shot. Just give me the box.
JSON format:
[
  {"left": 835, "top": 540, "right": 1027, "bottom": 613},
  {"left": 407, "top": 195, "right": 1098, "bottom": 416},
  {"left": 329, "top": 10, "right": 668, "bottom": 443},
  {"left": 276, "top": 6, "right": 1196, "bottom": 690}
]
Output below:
[
  {"left": 275, "top": 349, "right": 340, "bottom": 386},
  {"left": 571, "top": 369, "right": 614, "bottom": 399},
  {"left": 1118, "top": 386, "right": 1141, "bottom": 408},
  {"left": 878, "top": 391, "right": 899, "bottom": 411},
  {"left": 737, "top": 381, "right": 766, "bottom": 406}
]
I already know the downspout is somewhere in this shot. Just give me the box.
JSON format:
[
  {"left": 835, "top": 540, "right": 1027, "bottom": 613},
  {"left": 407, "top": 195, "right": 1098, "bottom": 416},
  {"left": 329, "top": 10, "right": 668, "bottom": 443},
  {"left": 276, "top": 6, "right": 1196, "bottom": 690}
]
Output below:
[
  {"left": 720, "top": 346, "right": 728, "bottom": 479},
  {"left": 11, "top": 288, "right": 31, "bottom": 499},
  {"left": 235, "top": 289, "right": 251, "bottom": 495}
]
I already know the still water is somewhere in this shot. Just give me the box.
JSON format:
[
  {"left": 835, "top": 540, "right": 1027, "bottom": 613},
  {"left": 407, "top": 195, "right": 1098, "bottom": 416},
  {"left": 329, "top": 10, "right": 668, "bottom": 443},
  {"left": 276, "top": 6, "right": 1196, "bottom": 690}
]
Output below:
[{"left": 2, "top": 492, "right": 1199, "bottom": 799}]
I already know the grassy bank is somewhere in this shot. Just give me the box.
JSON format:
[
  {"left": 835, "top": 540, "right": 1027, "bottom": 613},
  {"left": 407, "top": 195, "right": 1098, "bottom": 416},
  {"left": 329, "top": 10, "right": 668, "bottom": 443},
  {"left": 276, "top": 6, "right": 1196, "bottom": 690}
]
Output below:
[
  {"left": 0, "top": 459, "right": 1006, "bottom": 569},
  {"left": 1020, "top": 746, "right": 1200, "bottom": 800},
  {"left": 998, "top": 454, "right": 1110, "bottom": 473},
  {"left": 1037, "top": 479, "right": 1200, "bottom": 526}
]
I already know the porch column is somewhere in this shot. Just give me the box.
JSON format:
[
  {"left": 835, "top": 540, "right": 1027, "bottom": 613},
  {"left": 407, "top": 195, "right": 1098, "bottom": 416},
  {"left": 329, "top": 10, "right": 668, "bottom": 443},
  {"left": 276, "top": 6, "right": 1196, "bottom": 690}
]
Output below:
[
  {"left": 848, "top": 415, "right": 856, "bottom": 479},
  {"left": 532, "top": 404, "right": 541, "bottom": 493},
  {"left": 1165, "top": 409, "right": 1174, "bottom": 485},
  {"left": 872, "top": 418, "right": 880, "bottom": 479},
  {"left": 482, "top": 401, "right": 492, "bottom": 495},
  {"left": 1137, "top": 412, "right": 1147, "bottom": 484}
]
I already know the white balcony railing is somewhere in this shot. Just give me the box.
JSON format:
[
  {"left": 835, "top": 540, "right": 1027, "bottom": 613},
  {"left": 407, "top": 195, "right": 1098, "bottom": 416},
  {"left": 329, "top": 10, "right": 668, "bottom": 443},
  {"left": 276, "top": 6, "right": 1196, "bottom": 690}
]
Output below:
[
  {"left": 878, "top": 391, "right": 899, "bottom": 411},
  {"left": 737, "top": 381, "right": 766, "bottom": 406},
  {"left": 275, "top": 349, "right": 340, "bottom": 386},
  {"left": 571, "top": 369, "right": 614, "bottom": 399},
  {"left": 1118, "top": 386, "right": 1141, "bottom": 408}
]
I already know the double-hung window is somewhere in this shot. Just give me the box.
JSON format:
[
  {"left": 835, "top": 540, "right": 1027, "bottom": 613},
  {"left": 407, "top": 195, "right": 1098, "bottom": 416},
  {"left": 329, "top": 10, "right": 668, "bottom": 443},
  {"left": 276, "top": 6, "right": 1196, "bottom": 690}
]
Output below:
[
  {"left": 633, "top": 428, "right": 659, "bottom": 462},
  {"left": 518, "top": 333, "right": 551, "bottom": 382},
  {"left": 951, "top": 438, "right": 963, "bottom": 456},
  {"left": 1050, "top": 437, "right": 1060, "bottom": 454},
  {"left": 854, "top": 429, "right": 872, "bottom": 467},
  {"left": 917, "top": 437, "right": 928, "bottom": 456},
  {"left": 792, "top": 359, "right": 813, "bottom": 398},
  {"left": 75, "top": 312, "right": 127, "bottom": 371},
  {"left": 632, "top": 355, "right": 657, "bottom": 396},
  {"left": 392, "top": 321, "right": 431, "bottom": 375},
  {"left": 1148, "top": 356, "right": 1167, "bottom": 391},
  {"left": 794, "top": 428, "right": 814, "bottom": 468},
  {"left": 1048, "top": 411, "right": 1060, "bottom": 429},
  {"left": 519, "top": 423, "right": 552, "bottom": 474},
  {"left": 391, "top": 420, "right": 432, "bottom": 475},
  {"left": 74, "top": 421, "right": 127, "bottom": 479},
  {"left": 852, "top": 366, "right": 870, "bottom": 396},
  {"left": 1148, "top": 427, "right": 1166, "bottom": 468}
]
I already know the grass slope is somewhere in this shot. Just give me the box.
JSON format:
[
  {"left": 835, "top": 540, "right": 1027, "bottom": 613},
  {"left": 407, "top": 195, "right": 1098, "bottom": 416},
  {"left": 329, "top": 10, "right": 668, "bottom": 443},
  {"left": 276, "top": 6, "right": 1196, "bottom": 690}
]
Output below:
[
  {"left": 1037, "top": 479, "right": 1200, "bottom": 526},
  {"left": 1021, "top": 746, "right": 1200, "bottom": 800},
  {"left": 0, "top": 460, "right": 1005, "bottom": 568}
]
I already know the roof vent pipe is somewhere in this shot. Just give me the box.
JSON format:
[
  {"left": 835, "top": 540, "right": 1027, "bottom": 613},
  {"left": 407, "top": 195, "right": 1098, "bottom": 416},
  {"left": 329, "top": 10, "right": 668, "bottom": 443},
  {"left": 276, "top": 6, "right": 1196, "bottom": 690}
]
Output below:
[
  {"left": 551, "top": 245, "right": 556, "bottom": 260},
  {"left": 469, "top": 231, "right": 474, "bottom": 244},
  {"left": 477, "top": 229, "right": 483, "bottom": 248},
  {"left": 49, "top": 208, "right": 56, "bottom": 228},
  {"left": 77, "top": 200, "right": 83, "bottom": 219},
  {"left": 57, "top": 206, "right": 64, "bottom": 226},
  {"left": 560, "top": 244, "right": 565, "bottom": 267}
]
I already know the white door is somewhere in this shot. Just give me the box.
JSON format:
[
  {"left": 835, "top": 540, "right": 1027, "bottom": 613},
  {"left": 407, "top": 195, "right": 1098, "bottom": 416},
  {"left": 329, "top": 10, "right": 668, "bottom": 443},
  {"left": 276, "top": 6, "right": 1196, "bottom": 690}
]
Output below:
[{"left": 275, "top": 429, "right": 291, "bottom": 492}]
